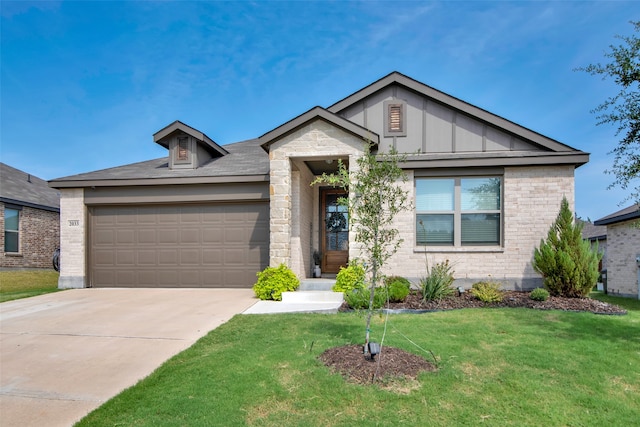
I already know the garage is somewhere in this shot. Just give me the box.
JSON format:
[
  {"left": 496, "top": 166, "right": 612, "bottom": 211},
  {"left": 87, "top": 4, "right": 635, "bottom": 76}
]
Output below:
[{"left": 89, "top": 202, "right": 269, "bottom": 288}]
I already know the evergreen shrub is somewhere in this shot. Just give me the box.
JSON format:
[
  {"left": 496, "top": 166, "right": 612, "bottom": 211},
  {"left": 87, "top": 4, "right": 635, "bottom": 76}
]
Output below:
[
  {"left": 533, "top": 197, "right": 602, "bottom": 297},
  {"left": 471, "top": 281, "right": 504, "bottom": 303},
  {"left": 332, "top": 263, "right": 366, "bottom": 293}
]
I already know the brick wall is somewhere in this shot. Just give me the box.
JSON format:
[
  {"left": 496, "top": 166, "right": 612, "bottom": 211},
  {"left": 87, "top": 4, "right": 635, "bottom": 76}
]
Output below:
[
  {"left": 606, "top": 220, "right": 640, "bottom": 298},
  {"left": 0, "top": 202, "right": 60, "bottom": 269},
  {"left": 384, "top": 165, "right": 575, "bottom": 290}
]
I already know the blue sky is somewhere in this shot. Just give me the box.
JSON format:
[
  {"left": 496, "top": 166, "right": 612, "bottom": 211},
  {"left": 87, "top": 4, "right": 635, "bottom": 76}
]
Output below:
[{"left": 1, "top": 1, "right": 638, "bottom": 221}]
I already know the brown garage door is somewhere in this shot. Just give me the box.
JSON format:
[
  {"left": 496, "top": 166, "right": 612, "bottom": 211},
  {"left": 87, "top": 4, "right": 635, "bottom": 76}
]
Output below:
[{"left": 89, "top": 203, "right": 269, "bottom": 288}]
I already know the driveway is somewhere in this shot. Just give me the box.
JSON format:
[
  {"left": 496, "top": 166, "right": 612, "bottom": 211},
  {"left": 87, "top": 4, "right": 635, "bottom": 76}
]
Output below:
[{"left": 0, "top": 288, "right": 256, "bottom": 426}]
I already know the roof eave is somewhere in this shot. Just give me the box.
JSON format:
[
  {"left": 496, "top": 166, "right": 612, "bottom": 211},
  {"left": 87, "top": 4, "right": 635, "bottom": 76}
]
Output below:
[
  {"left": 594, "top": 208, "right": 640, "bottom": 226},
  {"left": 49, "top": 174, "right": 270, "bottom": 189}
]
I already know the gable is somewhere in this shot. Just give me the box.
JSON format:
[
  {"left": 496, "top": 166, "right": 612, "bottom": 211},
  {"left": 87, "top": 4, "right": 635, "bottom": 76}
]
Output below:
[{"left": 328, "top": 72, "right": 588, "bottom": 168}]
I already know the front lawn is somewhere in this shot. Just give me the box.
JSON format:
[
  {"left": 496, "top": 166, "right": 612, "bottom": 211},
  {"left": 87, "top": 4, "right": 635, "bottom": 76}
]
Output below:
[
  {"left": 0, "top": 270, "right": 60, "bottom": 302},
  {"left": 77, "top": 294, "right": 640, "bottom": 426}
]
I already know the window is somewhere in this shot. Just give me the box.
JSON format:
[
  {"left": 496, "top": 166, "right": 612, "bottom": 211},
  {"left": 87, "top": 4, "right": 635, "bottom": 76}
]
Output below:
[
  {"left": 384, "top": 100, "right": 407, "bottom": 137},
  {"left": 4, "top": 207, "right": 20, "bottom": 252},
  {"left": 416, "top": 177, "right": 501, "bottom": 246},
  {"left": 177, "top": 136, "right": 189, "bottom": 161}
]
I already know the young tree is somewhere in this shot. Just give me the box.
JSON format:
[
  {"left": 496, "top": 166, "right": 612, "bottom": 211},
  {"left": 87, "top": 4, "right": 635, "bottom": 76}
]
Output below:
[
  {"left": 533, "top": 197, "right": 602, "bottom": 298},
  {"left": 314, "top": 142, "right": 410, "bottom": 352},
  {"left": 577, "top": 21, "right": 640, "bottom": 202}
]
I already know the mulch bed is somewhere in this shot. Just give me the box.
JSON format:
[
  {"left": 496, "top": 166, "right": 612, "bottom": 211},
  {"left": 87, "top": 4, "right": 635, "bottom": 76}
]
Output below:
[
  {"left": 322, "top": 291, "right": 626, "bottom": 385},
  {"left": 339, "top": 290, "right": 627, "bottom": 315}
]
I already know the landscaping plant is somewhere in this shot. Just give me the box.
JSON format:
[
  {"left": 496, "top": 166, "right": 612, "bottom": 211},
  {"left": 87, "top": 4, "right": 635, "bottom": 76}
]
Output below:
[
  {"left": 470, "top": 281, "right": 504, "bottom": 303},
  {"left": 345, "top": 287, "right": 388, "bottom": 309},
  {"left": 421, "top": 260, "right": 455, "bottom": 301},
  {"left": 529, "top": 288, "right": 550, "bottom": 301},
  {"left": 313, "top": 142, "right": 411, "bottom": 353},
  {"left": 332, "top": 262, "right": 366, "bottom": 293},
  {"left": 386, "top": 276, "right": 410, "bottom": 302},
  {"left": 533, "top": 197, "right": 602, "bottom": 297},
  {"left": 252, "top": 264, "right": 300, "bottom": 301}
]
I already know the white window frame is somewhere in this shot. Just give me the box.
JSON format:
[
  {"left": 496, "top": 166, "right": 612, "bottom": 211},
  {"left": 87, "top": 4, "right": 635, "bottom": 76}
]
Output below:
[{"left": 415, "top": 176, "right": 503, "bottom": 248}]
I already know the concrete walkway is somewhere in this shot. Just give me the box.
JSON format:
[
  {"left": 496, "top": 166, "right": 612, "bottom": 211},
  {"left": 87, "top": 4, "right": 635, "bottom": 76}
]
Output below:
[{"left": 0, "top": 288, "right": 256, "bottom": 427}]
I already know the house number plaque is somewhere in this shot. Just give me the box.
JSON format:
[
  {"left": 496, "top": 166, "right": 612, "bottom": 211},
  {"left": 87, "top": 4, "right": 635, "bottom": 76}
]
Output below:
[{"left": 68, "top": 220, "right": 80, "bottom": 226}]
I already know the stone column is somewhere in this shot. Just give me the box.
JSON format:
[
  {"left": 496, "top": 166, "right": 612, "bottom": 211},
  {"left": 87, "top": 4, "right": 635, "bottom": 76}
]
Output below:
[{"left": 58, "top": 188, "right": 87, "bottom": 288}]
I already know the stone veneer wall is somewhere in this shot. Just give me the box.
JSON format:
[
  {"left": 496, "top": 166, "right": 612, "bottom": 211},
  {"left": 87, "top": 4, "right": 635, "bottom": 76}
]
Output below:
[
  {"left": 383, "top": 165, "right": 575, "bottom": 290},
  {"left": 290, "top": 163, "right": 316, "bottom": 278},
  {"left": 269, "top": 120, "right": 365, "bottom": 278},
  {"left": 58, "top": 188, "right": 87, "bottom": 288},
  {"left": 606, "top": 220, "right": 640, "bottom": 298},
  {"left": 0, "top": 202, "right": 60, "bottom": 269}
]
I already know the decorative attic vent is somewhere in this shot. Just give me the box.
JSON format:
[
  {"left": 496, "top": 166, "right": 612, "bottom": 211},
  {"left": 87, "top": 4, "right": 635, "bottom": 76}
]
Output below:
[
  {"left": 384, "top": 100, "right": 407, "bottom": 137},
  {"left": 389, "top": 104, "right": 403, "bottom": 132},
  {"left": 177, "top": 136, "right": 189, "bottom": 161}
]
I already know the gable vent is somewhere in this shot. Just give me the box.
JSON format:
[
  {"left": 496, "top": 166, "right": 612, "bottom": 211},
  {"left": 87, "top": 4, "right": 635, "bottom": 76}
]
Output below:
[{"left": 389, "top": 104, "right": 403, "bottom": 132}]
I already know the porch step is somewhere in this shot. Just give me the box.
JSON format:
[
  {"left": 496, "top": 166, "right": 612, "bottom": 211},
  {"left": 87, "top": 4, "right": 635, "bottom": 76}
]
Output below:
[
  {"left": 299, "top": 279, "right": 336, "bottom": 291},
  {"left": 281, "top": 290, "right": 344, "bottom": 304}
]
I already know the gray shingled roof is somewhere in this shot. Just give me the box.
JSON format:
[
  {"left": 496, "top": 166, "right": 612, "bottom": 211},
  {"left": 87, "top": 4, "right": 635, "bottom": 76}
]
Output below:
[
  {"left": 0, "top": 163, "right": 60, "bottom": 211},
  {"left": 49, "top": 138, "right": 269, "bottom": 186},
  {"left": 594, "top": 204, "right": 640, "bottom": 226}
]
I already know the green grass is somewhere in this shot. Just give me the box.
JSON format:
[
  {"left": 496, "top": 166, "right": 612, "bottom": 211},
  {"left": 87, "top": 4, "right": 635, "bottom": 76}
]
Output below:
[
  {"left": 77, "top": 293, "right": 640, "bottom": 427},
  {"left": 0, "top": 270, "right": 60, "bottom": 302}
]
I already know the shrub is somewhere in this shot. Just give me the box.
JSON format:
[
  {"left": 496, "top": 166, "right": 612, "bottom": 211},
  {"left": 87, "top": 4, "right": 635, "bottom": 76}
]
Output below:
[
  {"left": 385, "top": 276, "right": 411, "bottom": 290},
  {"left": 252, "top": 264, "right": 300, "bottom": 301},
  {"left": 384, "top": 276, "right": 411, "bottom": 302},
  {"left": 533, "top": 197, "right": 602, "bottom": 298},
  {"left": 332, "top": 263, "right": 366, "bottom": 293},
  {"left": 470, "top": 281, "right": 504, "bottom": 303},
  {"left": 530, "top": 288, "right": 550, "bottom": 301},
  {"left": 421, "top": 260, "right": 455, "bottom": 301},
  {"left": 345, "top": 287, "right": 387, "bottom": 309},
  {"left": 387, "top": 280, "right": 410, "bottom": 302}
]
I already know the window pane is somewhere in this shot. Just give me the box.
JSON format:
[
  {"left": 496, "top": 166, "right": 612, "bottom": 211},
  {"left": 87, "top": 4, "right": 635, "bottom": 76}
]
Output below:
[
  {"left": 417, "top": 214, "right": 453, "bottom": 245},
  {"left": 461, "top": 178, "right": 500, "bottom": 211},
  {"left": 5, "top": 208, "right": 19, "bottom": 231},
  {"left": 416, "top": 179, "right": 454, "bottom": 211},
  {"left": 5, "top": 231, "right": 18, "bottom": 252},
  {"left": 461, "top": 214, "right": 500, "bottom": 245}
]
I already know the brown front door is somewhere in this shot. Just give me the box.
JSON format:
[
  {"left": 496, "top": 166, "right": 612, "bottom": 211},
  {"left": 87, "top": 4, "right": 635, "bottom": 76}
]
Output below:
[{"left": 321, "top": 189, "right": 349, "bottom": 273}]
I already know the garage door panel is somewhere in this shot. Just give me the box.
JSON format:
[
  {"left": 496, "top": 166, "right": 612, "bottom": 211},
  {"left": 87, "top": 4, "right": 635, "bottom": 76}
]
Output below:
[
  {"left": 116, "top": 229, "right": 135, "bottom": 244},
  {"left": 158, "top": 229, "right": 179, "bottom": 244},
  {"left": 90, "top": 203, "right": 268, "bottom": 288},
  {"left": 138, "top": 229, "right": 157, "bottom": 244},
  {"left": 159, "top": 249, "right": 179, "bottom": 265},
  {"left": 137, "top": 250, "right": 156, "bottom": 265}
]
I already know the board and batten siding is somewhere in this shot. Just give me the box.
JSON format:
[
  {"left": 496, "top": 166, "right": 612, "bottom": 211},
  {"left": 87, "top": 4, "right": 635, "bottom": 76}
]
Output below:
[{"left": 339, "top": 85, "right": 541, "bottom": 155}]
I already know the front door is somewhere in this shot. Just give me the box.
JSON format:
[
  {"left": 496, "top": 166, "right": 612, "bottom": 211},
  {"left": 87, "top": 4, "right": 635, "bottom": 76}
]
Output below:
[{"left": 321, "top": 189, "right": 349, "bottom": 273}]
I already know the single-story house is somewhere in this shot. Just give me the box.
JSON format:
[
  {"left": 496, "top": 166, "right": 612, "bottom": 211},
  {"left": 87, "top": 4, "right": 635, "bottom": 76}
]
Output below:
[
  {"left": 50, "top": 72, "right": 589, "bottom": 290},
  {"left": 1, "top": 163, "right": 60, "bottom": 269},
  {"left": 594, "top": 204, "right": 640, "bottom": 298}
]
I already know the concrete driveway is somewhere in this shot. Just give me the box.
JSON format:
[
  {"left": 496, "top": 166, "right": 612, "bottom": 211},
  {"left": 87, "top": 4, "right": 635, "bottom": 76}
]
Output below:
[{"left": 0, "top": 288, "right": 257, "bottom": 426}]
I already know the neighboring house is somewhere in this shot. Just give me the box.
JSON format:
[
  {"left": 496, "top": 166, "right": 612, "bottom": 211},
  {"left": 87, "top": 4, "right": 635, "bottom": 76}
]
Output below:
[
  {"left": 579, "top": 218, "right": 607, "bottom": 272},
  {"left": 594, "top": 204, "right": 640, "bottom": 298},
  {"left": 1, "top": 163, "right": 60, "bottom": 269},
  {"left": 49, "top": 72, "right": 589, "bottom": 290}
]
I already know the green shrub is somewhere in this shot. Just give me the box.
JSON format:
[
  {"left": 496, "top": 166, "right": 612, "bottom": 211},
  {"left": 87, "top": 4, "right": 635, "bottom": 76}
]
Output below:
[
  {"left": 470, "top": 281, "right": 504, "bottom": 303},
  {"left": 345, "top": 287, "right": 387, "bottom": 309},
  {"left": 252, "top": 264, "right": 300, "bottom": 301},
  {"left": 384, "top": 276, "right": 410, "bottom": 302},
  {"left": 533, "top": 197, "right": 602, "bottom": 298},
  {"left": 421, "top": 260, "right": 455, "bottom": 301},
  {"left": 530, "top": 287, "right": 550, "bottom": 301},
  {"left": 387, "top": 280, "right": 410, "bottom": 302},
  {"left": 332, "top": 263, "right": 366, "bottom": 293}
]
